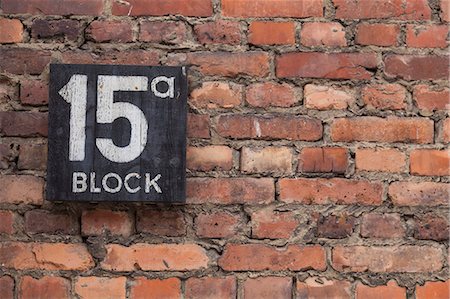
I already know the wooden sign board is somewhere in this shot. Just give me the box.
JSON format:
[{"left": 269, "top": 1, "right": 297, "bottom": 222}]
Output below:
[{"left": 47, "top": 64, "right": 187, "bottom": 202}]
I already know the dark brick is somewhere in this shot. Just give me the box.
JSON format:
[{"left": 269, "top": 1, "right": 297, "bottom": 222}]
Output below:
[
  {"left": 137, "top": 209, "right": 186, "bottom": 237},
  {"left": 31, "top": 19, "right": 81, "bottom": 41},
  {"left": 187, "top": 114, "right": 210, "bottom": 138},
  {"left": 414, "top": 214, "right": 449, "bottom": 241},
  {"left": 18, "top": 144, "right": 47, "bottom": 170},
  {"left": 20, "top": 80, "right": 48, "bottom": 106},
  {"left": 25, "top": 210, "right": 79, "bottom": 235},
  {"left": 0, "top": 112, "right": 48, "bottom": 137},
  {"left": 317, "top": 214, "right": 356, "bottom": 238},
  {"left": 0, "top": 48, "right": 51, "bottom": 75}
]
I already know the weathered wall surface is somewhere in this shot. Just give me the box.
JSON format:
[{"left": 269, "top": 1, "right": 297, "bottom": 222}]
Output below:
[{"left": 0, "top": 0, "right": 449, "bottom": 298}]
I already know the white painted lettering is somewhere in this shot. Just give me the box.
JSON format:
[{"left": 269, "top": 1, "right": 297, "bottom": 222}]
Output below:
[
  {"left": 72, "top": 172, "right": 87, "bottom": 193},
  {"left": 90, "top": 172, "right": 101, "bottom": 193},
  {"left": 124, "top": 173, "right": 141, "bottom": 193},
  {"left": 151, "top": 76, "right": 175, "bottom": 98},
  {"left": 102, "top": 172, "right": 123, "bottom": 193},
  {"left": 145, "top": 173, "right": 162, "bottom": 193}
]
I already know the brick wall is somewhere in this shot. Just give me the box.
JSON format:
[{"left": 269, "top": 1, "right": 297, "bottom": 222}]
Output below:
[{"left": 0, "top": 0, "right": 449, "bottom": 298}]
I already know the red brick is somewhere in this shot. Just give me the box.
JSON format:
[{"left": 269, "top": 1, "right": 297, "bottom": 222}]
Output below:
[
  {"left": 441, "top": 118, "right": 450, "bottom": 143},
  {"left": 137, "top": 208, "right": 185, "bottom": 237},
  {"left": 384, "top": 55, "right": 449, "bottom": 80},
  {"left": 195, "top": 212, "right": 240, "bottom": 238},
  {"left": 186, "top": 276, "right": 236, "bottom": 299},
  {"left": 87, "top": 20, "right": 132, "bottom": 43},
  {"left": 61, "top": 50, "right": 160, "bottom": 65},
  {"left": 416, "top": 280, "right": 450, "bottom": 299},
  {"left": 280, "top": 178, "right": 382, "bottom": 205},
  {"left": 356, "top": 23, "right": 399, "bottom": 46},
  {"left": 251, "top": 207, "right": 298, "bottom": 239},
  {"left": 414, "top": 213, "right": 449, "bottom": 241},
  {"left": 406, "top": 25, "right": 448, "bottom": 48},
  {"left": 355, "top": 280, "right": 406, "bottom": 299},
  {"left": 0, "top": 143, "right": 14, "bottom": 169},
  {"left": 442, "top": 0, "right": 450, "bottom": 21},
  {"left": 0, "top": 175, "right": 44, "bottom": 205},
  {"left": 317, "top": 214, "right": 356, "bottom": 239},
  {"left": 296, "top": 277, "right": 351, "bottom": 299},
  {"left": 75, "top": 277, "right": 126, "bottom": 299},
  {"left": 25, "top": 210, "right": 78, "bottom": 235},
  {"left": 187, "top": 113, "right": 210, "bottom": 138},
  {"left": 332, "top": 245, "right": 442, "bottom": 272},
  {"left": 413, "top": 85, "right": 450, "bottom": 111},
  {"left": 139, "top": 21, "right": 188, "bottom": 44},
  {"left": 249, "top": 22, "right": 295, "bottom": 45},
  {"left": 0, "top": 48, "right": 51, "bottom": 75},
  {"left": 102, "top": 243, "right": 209, "bottom": 271},
  {"left": 2, "top": 0, "right": 104, "bottom": 15},
  {"left": 334, "top": 0, "right": 431, "bottom": 20},
  {"left": 277, "top": 53, "right": 377, "bottom": 80},
  {"left": 0, "top": 112, "right": 48, "bottom": 137},
  {"left": 389, "top": 181, "right": 449, "bottom": 206},
  {"left": 190, "top": 82, "right": 242, "bottom": 109},
  {"left": 20, "top": 276, "right": 70, "bottom": 299},
  {"left": 0, "top": 242, "right": 94, "bottom": 270},
  {"left": 356, "top": 148, "right": 406, "bottom": 173},
  {"left": 0, "top": 76, "right": 18, "bottom": 105},
  {"left": 187, "top": 177, "right": 274, "bottom": 204},
  {"left": 31, "top": 19, "right": 81, "bottom": 42},
  {"left": 362, "top": 84, "right": 407, "bottom": 110},
  {"left": 0, "top": 18, "right": 23, "bottom": 43},
  {"left": 187, "top": 146, "right": 233, "bottom": 171},
  {"left": 222, "top": 0, "right": 323, "bottom": 17},
  {"left": 219, "top": 244, "right": 326, "bottom": 271},
  {"left": 304, "top": 84, "right": 355, "bottom": 110},
  {"left": 246, "top": 82, "right": 296, "bottom": 108},
  {"left": 188, "top": 52, "right": 270, "bottom": 77},
  {"left": 82, "top": 209, "right": 133, "bottom": 237},
  {"left": 0, "top": 276, "right": 13, "bottom": 299},
  {"left": 18, "top": 143, "right": 47, "bottom": 170},
  {"left": 244, "top": 277, "right": 292, "bottom": 299},
  {"left": 241, "top": 146, "right": 293, "bottom": 174},
  {"left": 0, "top": 210, "right": 15, "bottom": 234},
  {"left": 20, "top": 80, "right": 48, "bottom": 106},
  {"left": 298, "top": 147, "right": 348, "bottom": 174},
  {"left": 410, "top": 149, "right": 450, "bottom": 176},
  {"left": 217, "top": 115, "right": 322, "bottom": 141},
  {"left": 130, "top": 277, "right": 181, "bottom": 299},
  {"left": 194, "top": 20, "right": 241, "bottom": 45},
  {"left": 112, "top": 0, "right": 213, "bottom": 16},
  {"left": 331, "top": 117, "right": 433, "bottom": 144},
  {"left": 301, "top": 22, "right": 346, "bottom": 47},
  {"left": 360, "top": 213, "right": 405, "bottom": 238}
]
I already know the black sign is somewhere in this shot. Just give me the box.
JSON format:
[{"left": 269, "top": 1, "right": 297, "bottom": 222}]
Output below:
[{"left": 47, "top": 64, "right": 187, "bottom": 202}]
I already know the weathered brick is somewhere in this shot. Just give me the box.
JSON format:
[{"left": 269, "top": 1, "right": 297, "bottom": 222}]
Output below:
[
  {"left": 187, "top": 177, "right": 274, "bottom": 204},
  {"left": 249, "top": 22, "right": 295, "bottom": 45},
  {"left": 416, "top": 280, "right": 450, "bottom": 299},
  {"left": 332, "top": 246, "right": 442, "bottom": 272},
  {"left": 25, "top": 210, "right": 78, "bottom": 235},
  {"left": 410, "top": 149, "right": 450, "bottom": 176},
  {"left": 75, "top": 277, "right": 126, "bottom": 299},
  {"left": 18, "top": 143, "right": 47, "bottom": 170},
  {"left": 244, "top": 277, "right": 292, "bottom": 299},
  {"left": 102, "top": 243, "right": 209, "bottom": 271},
  {"left": 31, "top": 19, "right": 81, "bottom": 41},
  {"left": 0, "top": 143, "right": 14, "bottom": 169},
  {"left": 0, "top": 18, "right": 23, "bottom": 43},
  {"left": 406, "top": 25, "right": 448, "bottom": 48},
  {"left": 355, "top": 280, "right": 406, "bottom": 299},
  {"left": 217, "top": 115, "right": 322, "bottom": 141},
  {"left": 188, "top": 52, "right": 270, "bottom": 77},
  {"left": 112, "top": 0, "right": 213, "bottom": 16},
  {"left": 82, "top": 209, "right": 133, "bottom": 237},
  {"left": 413, "top": 85, "right": 450, "bottom": 111},
  {"left": 0, "top": 210, "right": 15, "bottom": 234},
  {"left": 190, "top": 82, "right": 242, "bottom": 109},
  {"left": 20, "top": 80, "right": 48, "bottom": 106},
  {"left": 304, "top": 84, "right": 355, "bottom": 110},
  {"left": 187, "top": 114, "right": 210, "bottom": 138},
  {"left": 356, "top": 23, "right": 399, "bottom": 46},
  {"left": 362, "top": 84, "right": 407, "bottom": 110},
  {"left": 62, "top": 50, "right": 160, "bottom": 65},
  {"left": 222, "top": 0, "right": 323, "bottom": 17},
  {"left": 301, "top": 22, "right": 346, "bottom": 47},
  {"left": 298, "top": 147, "right": 348, "bottom": 174},
  {"left": 195, "top": 211, "right": 240, "bottom": 238},
  {"left": 442, "top": 0, "right": 450, "bottom": 21},
  {"left": 0, "top": 48, "right": 51, "bottom": 75},
  {"left": 0, "top": 175, "right": 44, "bottom": 205},
  {"left": 356, "top": 148, "right": 406, "bottom": 173},
  {"left": 280, "top": 178, "right": 383, "bottom": 205},
  {"left": 296, "top": 277, "right": 351, "bottom": 299},
  {"left": 187, "top": 145, "right": 233, "bottom": 171},
  {"left": 441, "top": 118, "right": 450, "bottom": 143},
  {"left": 0, "top": 276, "right": 14, "bottom": 299},
  {"left": 241, "top": 146, "right": 293, "bottom": 174},
  {"left": 194, "top": 20, "right": 241, "bottom": 45},
  {"left": 186, "top": 276, "right": 236, "bottom": 299},
  {"left": 389, "top": 181, "right": 449, "bottom": 206},
  {"left": 0, "top": 76, "right": 18, "bottom": 105},
  {"left": 219, "top": 244, "right": 326, "bottom": 271},
  {"left": 20, "top": 276, "right": 70, "bottom": 299},
  {"left": 331, "top": 117, "right": 433, "bottom": 144},
  {"left": 139, "top": 21, "right": 188, "bottom": 44},
  {"left": 414, "top": 213, "right": 449, "bottom": 241},
  {"left": 130, "top": 277, "right": 181, "bottom": 299},
  {"left": 360, "top": 213, "right": 405, "bottom": 238},
  {"left": 2, "top": 0, "right": 104, "bottom": 15},
  {"left": 0, "top": 242, "right": 94, "bottom": 270},
  {"left": 384, "top": 55, "right": 449, "bottom": 80},
  {"left": 0, "top": 112, "right": 48, "bottom": 137},
  {"left": 317, "top": 214, "right": 356, "bottom": 239},
  {"left": 251, "top": 207, "right": 298, "bottom": 239},
  {"left": 87, "top": 20, "right": 132, "bottom": 43},
  {"left": 277, "top": 53, "right": 377, "bottom": 79},
  {"left": 246, "top": 82, "right": 296, "bottom": 108},
  {"left": 137, "top": 208, "right": 185, "bottom": 237}
]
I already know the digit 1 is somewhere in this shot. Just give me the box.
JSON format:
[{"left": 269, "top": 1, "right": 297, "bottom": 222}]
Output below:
[{"left": 58, "top": 74, "right": 88, "bottom": 161}]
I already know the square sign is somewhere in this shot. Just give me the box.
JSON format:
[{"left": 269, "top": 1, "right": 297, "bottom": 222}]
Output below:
[{"left": 47, "top": 64, "right": 187, "bottom": 202}]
